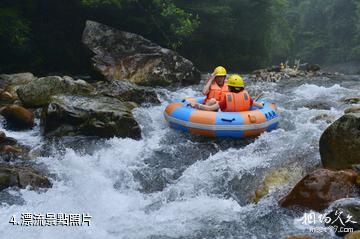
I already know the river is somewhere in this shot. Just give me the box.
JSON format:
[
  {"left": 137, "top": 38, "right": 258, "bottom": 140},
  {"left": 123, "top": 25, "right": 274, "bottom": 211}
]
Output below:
[{"left": 0, "top": 74, "right": 359, "bottom": 238}]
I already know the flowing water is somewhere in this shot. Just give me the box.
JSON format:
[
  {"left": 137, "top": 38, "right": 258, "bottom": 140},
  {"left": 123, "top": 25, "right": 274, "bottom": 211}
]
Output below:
[{"left": 0, "top": 74, "right": 359, "bottom": 239}]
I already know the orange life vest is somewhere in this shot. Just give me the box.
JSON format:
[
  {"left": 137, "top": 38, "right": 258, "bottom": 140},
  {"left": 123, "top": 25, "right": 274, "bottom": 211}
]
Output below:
[
  {"left": 223, "top": 90, "right": 252, "bottom": 112},
  {"left": 206, "top": 83, "right": 228, "bottom": 103}
]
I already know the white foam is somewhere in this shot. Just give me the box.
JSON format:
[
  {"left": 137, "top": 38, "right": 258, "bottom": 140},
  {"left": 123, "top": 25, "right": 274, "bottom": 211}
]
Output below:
[
  {"left": 0, "top": 80, "right": 358, "bottom": 238},
  {"left": 293, "top": 83, "right": 355, "bottom": 100}
]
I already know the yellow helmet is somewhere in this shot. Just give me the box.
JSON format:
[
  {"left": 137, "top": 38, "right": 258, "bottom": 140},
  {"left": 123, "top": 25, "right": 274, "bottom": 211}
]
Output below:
[
  {"left": 213, "top": 66, "right": 227, "bottom": 76},
  {"left": 227, "top": 74, "right": 244, "bottom": 87}
]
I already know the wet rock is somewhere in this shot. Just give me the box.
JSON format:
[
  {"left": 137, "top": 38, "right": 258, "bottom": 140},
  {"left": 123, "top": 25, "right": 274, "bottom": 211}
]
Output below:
[
  {"left": 0, "top": 73, "right": 37, "bottom": 100},
  {"left": 345, "top": 231, "right": 360, "bottom": 239},
  {"left": 0, "top": 104, "right": 34, "bottom": 129},
  {"left": 310, "top": 114, "right": 336, "bottom": 124},
  {"left": 0, "top": 145, "right": 22, "bottom": 154},
  {"left": 320, "top": 113, "right": 360, "bottom": 170},
  {"left": 82, "top": 20, "right": 200, "bottom": 86},
  {"left": 0, "top": 131, "right": 17, "bottom": 146},
  {"left": 306, "top": 64, "right": 321, "bottom": 72},
  {"left": 133, "top": 168, "right": 173, "bottom": 193},
  {"left": 279, "top": 169, "right": 357, "bottom": 211},
  {"left": 228, "top": 172, "right": 260, "bottom": 206},
  {"left": 94, "top": 81, "right": 159, "bottom": 105},
  {"left": 0, "top": 91, "right": 15, "bottom": 104},
  {"left": 287, "top": 236, "right": 314, "bottom": 239},
  {"left": 41, "top": 95, "right": 141, "bottom": 139},
  {"left": 345, "top": 107, "right": 360, "bottom": 114},
  {"left": 16, "top": 76, "right": 94, "bottom": 108},
  {"left": 341, "top": 96, "right": 360, "bottom": 105},
  {"left": 252, "top": 168, "right": 292, "bottom": 203},
  {"left": 0, "top": 164, "right": 51, "bottom": 190},
  {"left": 0, "top": 131, "right": 30, "bottom": 160},
  {"left": 304, "top": 102, "right": 331, "bottom": 110},
  {"left": 0, "top": 135, "right": 17, "bottom": 146},
  {"left": 0, "top": 73, "right": 36, "bottom": 88}
]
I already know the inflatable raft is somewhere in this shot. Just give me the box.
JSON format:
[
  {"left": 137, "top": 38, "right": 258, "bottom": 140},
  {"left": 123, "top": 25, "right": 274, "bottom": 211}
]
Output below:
[{"left": 164, "top": 96, "right": 279, "bottom": 138}]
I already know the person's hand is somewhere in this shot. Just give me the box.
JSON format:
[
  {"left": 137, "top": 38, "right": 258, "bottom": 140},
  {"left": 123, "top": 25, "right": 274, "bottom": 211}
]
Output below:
[
  {"left": 207, "top": 72, "right": 216, "bottom": 82},
  {"left": 190, "top": 102, "right": 200, "bottom": 109}
]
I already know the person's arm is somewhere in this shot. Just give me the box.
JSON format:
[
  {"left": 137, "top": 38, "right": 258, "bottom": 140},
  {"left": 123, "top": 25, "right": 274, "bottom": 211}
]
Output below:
[
  {"left": 249, "top": 96, "right": 264, "bottom": 109},
  {"left": 190, "top": 102, "right": 220, "bottom": 111},
  {"left": 202, "top": 74, "right": 215, "bottom": 95},
  {"left": 253, "top": 101, "right": 264, "bottom": 109}
]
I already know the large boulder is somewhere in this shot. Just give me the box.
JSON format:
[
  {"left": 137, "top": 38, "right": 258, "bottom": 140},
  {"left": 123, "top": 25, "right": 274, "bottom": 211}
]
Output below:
[
  {"left": 94, "top": 80, "right": 159, "bottom": 105},
  {"left": 82, "top": 20, "right": 200, "bottom": 86},
  {"left": 17, "top": 76, "right": 94, "bottom": 108},
  {"left": 0, "top": 104, "right": 34, "bottom": 129},
  {"left": 320, "top": 113, "right": 360, "bottom": 170},
  {"left": 279, "top": 169, "right": 357, "bottom": 211},
  {"left": 0, "top": 73, "right": 37, "bottom": 103},
  {"left": 0, "top": 164, "right": 51, "bottom": 190},
  {"left": 41, "top": 95, "right": 141, "bottom": 139},
  {"left": 0, "top": 73, "right": 36, "bottom": 88}
]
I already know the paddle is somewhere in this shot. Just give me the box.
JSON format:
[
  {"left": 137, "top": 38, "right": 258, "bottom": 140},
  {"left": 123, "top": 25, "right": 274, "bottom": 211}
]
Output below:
[{"left": 254, "top": 92, "right": 264, "bottom": 101}]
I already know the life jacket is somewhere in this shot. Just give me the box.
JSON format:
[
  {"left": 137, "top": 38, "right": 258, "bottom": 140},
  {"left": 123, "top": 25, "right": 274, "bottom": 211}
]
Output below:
[
  {"left": 223, "top": 90, "right": 252, "bottom": 112},
  {"left": 205, "top": 83, "right": 228, "bottom": 103}
]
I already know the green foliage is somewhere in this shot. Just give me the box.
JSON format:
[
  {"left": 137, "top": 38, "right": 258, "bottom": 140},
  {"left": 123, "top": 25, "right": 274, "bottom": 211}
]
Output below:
[
  {"left": 81, "top": 0, "right": 123, "bottom": 8},
  {"left": 283, "top": 0, "right": 360, "bottom": 64},
  {"left": 1, "top": 0, "right": 360, "bottom": 73},
  {"left": 0, "top": 8, "right": 30, "bottom": 47},
  {"left": 80, "top": 0, "right": 199, "bottom": 49}
]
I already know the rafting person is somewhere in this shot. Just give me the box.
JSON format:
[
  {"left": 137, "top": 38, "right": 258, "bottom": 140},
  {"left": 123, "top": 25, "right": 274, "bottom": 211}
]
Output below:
[
  {"left": 202, "top": 66, "right": 229, "bottom": 106},
  {"left": 190, "top": 74, "right": 264, "bottom": 111}
]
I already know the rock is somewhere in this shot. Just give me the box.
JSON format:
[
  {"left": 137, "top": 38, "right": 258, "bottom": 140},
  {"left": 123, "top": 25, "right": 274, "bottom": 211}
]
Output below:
[
  {"left": 94, "top": 80, "right": 159, "bottom": 105},
  {"left": 345, "top": 231, "right": 360, "bottom": 239},
  {"left": 0, "top": 73, "right": 37, "bottom": 100},
  {"left": 279, "top": 169, "right": 357, "bottom": 211},
  {"left": 304, "top": 102, "right": 331, "bottom": 110},
  {"left": 325, "top": 202, "right": 360, "bottom": 237},
  {"left": 0, "top": 105, "right": 34, "bottom": 129},
  {"left": 228, "top": 172, "right": 260, "bottom": 206},
  {"left": 306, "top": 64, "right": 321, "bottom": 72},
  {"left": 41, "top": 95, "right": 141, "bottom": 139},
  {"left": 0, "top": 91, "right": 15, "bottom": 104},
  {"left": 82, "top": 20, "right": 200, "bottom": 86},
  {"left": 0, "top": 73, "right": 36, "bottom": 88},
  {"left": 252, "top": 168, "right": 291, "bottom": 203},
  {"left": 345, "top": 107, "right": 360, "bottom": 114},
  {"left": 0, "top": 164, "right": 51, "bottom": 190},
  {"left": 0, "top": 145, "right": 22, "bottom": 154},
  {"left": 341, "top": 96, "right": 360, "bottom": 105},
  {"left": 310, "top": 114, "right": 336, "bottom": 124},
  {"left": 0, "top": 136, "right": 17, "bottom": 146},
  {"left": 287, "top": 236, "right": 314, "bottom": 239},
  {"left": 16, "top": 76, "right": 94, "bottom": 108},
  {"left": 0, "top": 131, "right": 29, "bottom": 160},
  {"left": 320, "top": 113, "right": 360, "bottom": 170}
]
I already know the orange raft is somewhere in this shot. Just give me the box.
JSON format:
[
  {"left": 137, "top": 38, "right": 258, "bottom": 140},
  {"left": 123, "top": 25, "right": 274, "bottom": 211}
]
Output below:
[{"left": 164, "top": 96, "right": 279, "bottom": 138}]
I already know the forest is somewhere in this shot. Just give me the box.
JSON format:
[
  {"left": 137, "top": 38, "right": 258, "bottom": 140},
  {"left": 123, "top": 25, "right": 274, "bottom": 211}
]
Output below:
[{"left": 1, "top": 0, "right": 360, "bottom": 74}]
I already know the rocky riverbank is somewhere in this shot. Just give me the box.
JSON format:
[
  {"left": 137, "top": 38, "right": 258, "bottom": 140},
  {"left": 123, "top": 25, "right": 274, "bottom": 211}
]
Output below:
[{"left": 0, "top": 20, "right": 201, "bottom": 192}]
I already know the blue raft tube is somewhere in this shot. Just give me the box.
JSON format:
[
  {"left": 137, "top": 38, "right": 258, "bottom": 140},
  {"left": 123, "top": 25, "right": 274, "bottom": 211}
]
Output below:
[{"left": 164, "top": 96, "right": 279, "bottom": 138}]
